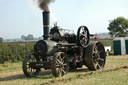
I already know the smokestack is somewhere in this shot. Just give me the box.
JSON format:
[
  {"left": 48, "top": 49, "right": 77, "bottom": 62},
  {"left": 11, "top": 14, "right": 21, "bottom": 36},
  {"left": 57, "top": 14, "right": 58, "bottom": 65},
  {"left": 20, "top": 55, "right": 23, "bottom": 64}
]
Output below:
[
  {"left": 34, "top": 0, "right": 55, "bottom": 40},
  {"left": 43, "top": 11, "right": 50, "bottom": 40}
]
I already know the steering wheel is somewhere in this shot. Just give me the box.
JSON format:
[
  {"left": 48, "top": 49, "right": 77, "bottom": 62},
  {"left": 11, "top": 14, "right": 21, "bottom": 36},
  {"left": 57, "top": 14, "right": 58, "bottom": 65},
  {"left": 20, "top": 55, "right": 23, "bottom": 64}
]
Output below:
[{"left": 77, "top": 26, "right": 90, "bottom": 48}]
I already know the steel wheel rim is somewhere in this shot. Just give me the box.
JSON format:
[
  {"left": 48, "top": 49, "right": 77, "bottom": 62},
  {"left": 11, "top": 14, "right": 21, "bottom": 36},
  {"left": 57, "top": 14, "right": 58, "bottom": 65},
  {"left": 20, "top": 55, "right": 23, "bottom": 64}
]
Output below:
[
  {"left": 92, "top": 45, "right": 104, "bottom": 69},
  {"left": 78, "top": 26, "right": 89, "bottom": 47},
  {"left": 26, "top": 54, "right": 39, "bottom": 76},
  {"left": 55, "top": 53, "right": 68, "bottom": 77}
]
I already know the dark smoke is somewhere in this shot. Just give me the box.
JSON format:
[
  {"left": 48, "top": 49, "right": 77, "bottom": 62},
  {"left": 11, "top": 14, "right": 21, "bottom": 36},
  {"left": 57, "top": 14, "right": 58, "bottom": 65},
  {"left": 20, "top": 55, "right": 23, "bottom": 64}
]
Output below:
[{"left": 37, "top": 0, "right": 55, "bottom": 11}]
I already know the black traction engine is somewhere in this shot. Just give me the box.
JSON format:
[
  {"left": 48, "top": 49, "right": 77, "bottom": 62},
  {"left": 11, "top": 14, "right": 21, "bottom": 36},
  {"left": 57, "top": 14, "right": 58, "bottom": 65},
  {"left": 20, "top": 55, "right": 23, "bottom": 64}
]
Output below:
[{"left": 22, "top": 11, "right": 106, "bottom": 77}]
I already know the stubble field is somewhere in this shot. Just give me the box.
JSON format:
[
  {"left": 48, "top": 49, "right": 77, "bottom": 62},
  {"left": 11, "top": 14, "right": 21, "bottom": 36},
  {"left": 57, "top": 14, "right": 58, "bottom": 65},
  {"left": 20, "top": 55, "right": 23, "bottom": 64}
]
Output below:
[{"left": 0, "top": 55, "right": 128, "bottom": 85}]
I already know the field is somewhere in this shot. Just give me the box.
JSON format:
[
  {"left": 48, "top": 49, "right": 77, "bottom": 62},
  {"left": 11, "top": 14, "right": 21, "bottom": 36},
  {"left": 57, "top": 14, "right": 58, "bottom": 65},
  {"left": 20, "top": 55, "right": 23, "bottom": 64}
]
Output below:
[
  {"left": 0, "top": 55, "right": 128, "bottom": 85},
  {"left": 0, "top": 43, "right": 34, "bottom": 63}
]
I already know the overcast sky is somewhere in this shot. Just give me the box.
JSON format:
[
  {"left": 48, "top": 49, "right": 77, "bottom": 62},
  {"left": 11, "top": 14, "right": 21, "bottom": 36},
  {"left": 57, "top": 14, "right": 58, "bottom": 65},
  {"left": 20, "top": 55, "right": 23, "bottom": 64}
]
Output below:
[{"left": 0, "top": 0, "right": 128, "bottom": 39}]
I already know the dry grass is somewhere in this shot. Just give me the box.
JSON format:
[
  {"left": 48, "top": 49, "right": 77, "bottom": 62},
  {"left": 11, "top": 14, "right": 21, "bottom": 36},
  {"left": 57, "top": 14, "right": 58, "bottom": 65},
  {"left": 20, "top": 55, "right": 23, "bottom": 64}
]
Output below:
[{"left": 0, "top": 55, "right": 128, "bottom": 85}]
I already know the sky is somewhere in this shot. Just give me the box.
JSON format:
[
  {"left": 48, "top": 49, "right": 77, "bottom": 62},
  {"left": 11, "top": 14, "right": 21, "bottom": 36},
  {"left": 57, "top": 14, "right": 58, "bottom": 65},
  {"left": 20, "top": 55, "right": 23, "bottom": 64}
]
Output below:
[{"left": 0, "top": 0, "right": 128, "bottom": 39}]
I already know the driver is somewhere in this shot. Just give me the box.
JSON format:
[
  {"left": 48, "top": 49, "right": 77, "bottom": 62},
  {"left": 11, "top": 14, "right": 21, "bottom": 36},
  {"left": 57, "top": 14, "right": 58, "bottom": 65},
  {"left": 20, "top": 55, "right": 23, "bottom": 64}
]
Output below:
[{"left": 50, "top": 23, "right": 61, "bottom": 41}]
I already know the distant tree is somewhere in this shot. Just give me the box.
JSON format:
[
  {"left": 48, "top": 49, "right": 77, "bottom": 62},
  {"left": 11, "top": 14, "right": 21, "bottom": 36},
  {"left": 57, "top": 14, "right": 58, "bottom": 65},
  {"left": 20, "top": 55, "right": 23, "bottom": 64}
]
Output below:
[
  {"left": 39, "top": 36, "right": 43, "bottom": 40},
  {"left": 21, "top": 35, "right": 26, "bottom": 40},
  {"left": 0, "top": 37, "right": 3, "bottom": 43},
  {"left": 107, "top": 17, "right": 128, "bottom": 37},
  {"left": 21, "top": 34, "right": 34, "bottom": 40},
  {"left": 26, "top": 34, "right": 34, "bottom": 40}
]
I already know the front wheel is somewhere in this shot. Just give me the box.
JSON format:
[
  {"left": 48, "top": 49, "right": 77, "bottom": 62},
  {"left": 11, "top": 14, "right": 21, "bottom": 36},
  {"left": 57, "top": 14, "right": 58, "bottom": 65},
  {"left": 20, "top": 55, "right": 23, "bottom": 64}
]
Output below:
[
  {"left": 22, "top": 53, "right": 41, "bottom": 77},
  {"left": 51, "top": 52, "right": 69, "bottom": 77}
]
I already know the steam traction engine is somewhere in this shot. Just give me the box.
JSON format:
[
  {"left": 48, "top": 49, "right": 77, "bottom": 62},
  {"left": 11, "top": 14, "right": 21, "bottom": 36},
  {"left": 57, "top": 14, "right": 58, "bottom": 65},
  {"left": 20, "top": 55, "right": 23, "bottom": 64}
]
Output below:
[{"left": 22, "top": 11, "right": 106, "bottom": 77}]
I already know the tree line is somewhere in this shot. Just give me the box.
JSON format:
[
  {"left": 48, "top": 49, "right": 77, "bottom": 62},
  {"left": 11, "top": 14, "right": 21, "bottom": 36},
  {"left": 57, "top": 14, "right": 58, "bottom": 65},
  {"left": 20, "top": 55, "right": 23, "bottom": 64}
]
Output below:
[
  {"left": 107, "top": 17, "right": 128, "bottom": 37},
  {"left": 0, "top": 37, "right": 3, "bottom": 43},
  {"left": 21, "top": 34, "right": 34, "bottom": 40}
]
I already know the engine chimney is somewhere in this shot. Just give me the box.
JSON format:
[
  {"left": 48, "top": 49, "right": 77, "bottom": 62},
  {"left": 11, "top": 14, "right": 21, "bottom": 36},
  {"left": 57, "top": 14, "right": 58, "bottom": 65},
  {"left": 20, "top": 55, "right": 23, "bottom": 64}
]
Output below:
[{"left": 43, "top": 11, "right": 50, "bottom": 40}]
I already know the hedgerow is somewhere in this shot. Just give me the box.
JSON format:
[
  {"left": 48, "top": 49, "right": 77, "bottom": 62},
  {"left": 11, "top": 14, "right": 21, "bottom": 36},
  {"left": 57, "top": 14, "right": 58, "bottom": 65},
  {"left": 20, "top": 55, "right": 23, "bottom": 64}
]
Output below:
[{"left": 0, "top": 43, "right": 34, "bottom": 63}]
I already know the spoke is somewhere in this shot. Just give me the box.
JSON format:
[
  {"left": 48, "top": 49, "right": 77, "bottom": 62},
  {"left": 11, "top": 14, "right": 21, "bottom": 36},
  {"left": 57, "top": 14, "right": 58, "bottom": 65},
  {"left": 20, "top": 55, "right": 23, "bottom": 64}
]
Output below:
[
  {"left": 58, "top": 56, "right": 63, "bottom": 64},
  {"left": 30, "top": 68, "right": 32, "bottom": 72},
  {"left": 95, "top": 61, "right": 101, "bottom": 69},
  {"left": 56, "top": 65, "right": 60, "bottom": 67},
  {"left": 56, "top": 59, "right": 62, "bottom": 65},
  {"left": 97, "top": 58, "right": 104, "bottom": 61},
  {"left": 93, "top": 49, "right": 98, "bottom": 55},
  {"left": 27, "top": 63, "right": 29, "bottom": 65},
  {"left": 98, "top": 50, "right": 103, "bottom": 54},
  {"left": 84, "top": 36, "right": 87, "bottom": 39},
  {"left": 60, "top": 68, "right": 66, "bottom": 74},
  {"left": 82, "top": 28, "right": 86, "bottom": 33},
  {"left": 83, "top": 29, "right": 87, "bottom": 33},
  {"left": 32, "top": 69, "right": 34, "bottom": 72},
  {"left": 84, "top": 31, "right": 87, "bottom": 36},
  {"left": 82, "top": 27, "right": 84, "bottom": 31},
  {"left": 92, "top": 51, "right": 95, "bottom": 55},
  {"left": 61, "top": 56, "right": 65, "bottom": 63},
  {"left": 33, "top": 69, "right": 35, "bottom": 72},
  {"left": 58, "top": 55, "right": 62, "bottom": 61},
  {"left": 63, "top": 63, "right": 68, "bottom": 66},
  {"left": 80, "top": 40, "right": 83, "bottom": 44},
  {"left": 27, "top": 67, "right": 30, "bottom": 69},
  {"left": 56, "top": 57, "right": 60, "bottom": 64},
  {"left": 56, "top": 60, "right": 60, "bottom": 65},
  {"left": 93, "top": 49, "right": 96, "bottom": 53},
  {"left": 81, "top": 32, "right": 87, "bottom": 37},
  {"left": 84, "top": 39, "right": 88, "bottom": 44},
  {"left": 81, "top": 33, "right": 85, "bottom": 36}
]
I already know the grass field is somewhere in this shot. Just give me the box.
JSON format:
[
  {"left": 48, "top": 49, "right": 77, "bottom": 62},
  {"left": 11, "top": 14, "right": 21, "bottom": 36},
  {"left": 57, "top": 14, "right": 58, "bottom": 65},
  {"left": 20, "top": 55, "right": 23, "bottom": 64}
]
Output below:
[{"left": 0, "top": 55, "right": 128, "bottom": 85}]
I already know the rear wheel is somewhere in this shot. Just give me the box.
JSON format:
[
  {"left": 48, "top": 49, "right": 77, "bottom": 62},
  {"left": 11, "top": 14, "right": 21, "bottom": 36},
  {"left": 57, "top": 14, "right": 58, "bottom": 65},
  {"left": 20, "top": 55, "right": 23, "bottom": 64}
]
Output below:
[
  {"left": 51, "top": 52, "right": 69, "bottom": 77},
  {"left": 84, "top": 41, "right": 106, "bottom": 70},
  {"left": 22, "top": 53, "right": 41, "bottom": 77}
]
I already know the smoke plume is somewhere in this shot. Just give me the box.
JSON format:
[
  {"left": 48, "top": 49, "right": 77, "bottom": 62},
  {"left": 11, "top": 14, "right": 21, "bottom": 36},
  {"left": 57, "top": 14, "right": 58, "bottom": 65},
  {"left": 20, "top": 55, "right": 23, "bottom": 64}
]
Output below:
[
  {"left": 49, "top": 7, "right": 57, "bottom": 25},
  {"left": 37, "top": 0, "right": 55, "bottom": 11}
]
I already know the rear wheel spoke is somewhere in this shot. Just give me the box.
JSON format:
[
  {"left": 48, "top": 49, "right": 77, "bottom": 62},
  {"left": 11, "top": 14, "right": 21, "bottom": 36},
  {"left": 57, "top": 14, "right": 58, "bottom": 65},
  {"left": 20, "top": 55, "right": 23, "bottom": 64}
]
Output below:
[
  {"left": 98, "top": 50, "right": 103, "bottom": 54},
  {"left": 95, "top": 61, "right": 101, "bottom": 69},
  {"left": 93, "top": 45, "right": 105, "bottom": 70},
  {"left": 97, "top": 58, "right": 104, "bottom": 61}
]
